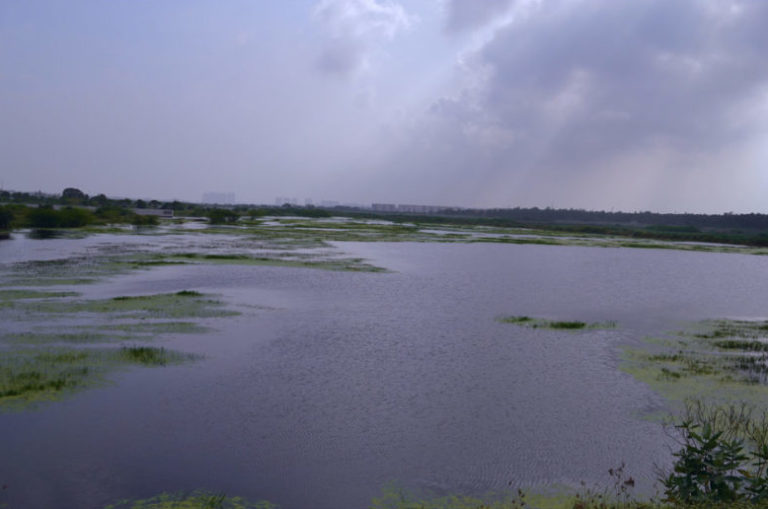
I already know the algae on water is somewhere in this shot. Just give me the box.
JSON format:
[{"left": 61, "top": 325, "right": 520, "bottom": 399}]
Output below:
[{"left": 621, "top": 318, "right": 768, "bottom": 411}]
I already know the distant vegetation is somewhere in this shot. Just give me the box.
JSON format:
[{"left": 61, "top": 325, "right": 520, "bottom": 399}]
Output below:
[{"left": 5, "top": 187, "right": 768, "bottom": 247}]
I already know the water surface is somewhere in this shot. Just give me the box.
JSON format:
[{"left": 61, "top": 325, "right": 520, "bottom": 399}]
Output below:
[{"left": 4, "top": 238, "right": 768, "bottom": 508}]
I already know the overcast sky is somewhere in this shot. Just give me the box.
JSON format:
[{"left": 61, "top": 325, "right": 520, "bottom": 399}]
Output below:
[{"left": 2, "top": 0, "right": 768, "bottom": 212}]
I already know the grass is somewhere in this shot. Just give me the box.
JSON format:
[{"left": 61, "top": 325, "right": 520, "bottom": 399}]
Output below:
[
  {"left": 118, "top": 345, "right": 186, "bottom": 366},
  {"left": 92, "top": 321, "right": 211, "bottom": 335},
  {"left": 0, "top": 285, "right": 225, "bottom": 409},
  {"left": 2, "top": 332, "right": 117, "bottom": 344},
  {"left": 0, "top": 346, "right": 196, "bottom": 409},
  {"left": 0, "top": 289, "right": 79, "bottom": 300},
  {"left": 499, "top": 316, "right": 616, "bottom": 331},
  {"left": 549, "top": 321, "right": 588, "bottom": 330},
  {"left": 621, "top": 319, "right": 768, "bottom": 411},
  {"left": 104, "top": 491, "right": 277, "bottom": 509},
  {"left": 12, "top": 292, "right": 239, "bottom": 319},
  {"left": 166, "top": 252, "right": 387, "bottom": 272}
]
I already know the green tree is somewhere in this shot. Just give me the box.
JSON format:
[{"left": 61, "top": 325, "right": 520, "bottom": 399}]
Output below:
[
  {"left": 62, "top": 187, "right": 87, "bottom": 204},
  {"left": 207, "top": 208, "right": 239, "bottom": 224}
]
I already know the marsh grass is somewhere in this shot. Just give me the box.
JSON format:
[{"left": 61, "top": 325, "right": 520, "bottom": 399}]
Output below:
[
  {"left": 93, "top": 321, "right": 211, "bottom": 335},
  {"left": 550, "top": 321, "right": 588, "bottom": 330},
  {"left": 2, "top": 332, "right": 118, "bottom": 344},
  {"left": 622, "top": 319, "right": 768, "bottom": 409},
  {"left": 166, "top": 252, "right": 386, "bottom": 272},
  {"left": 499, "top": 316, "right": 616, "bottom": 331},
  {"left": 118, "top": 345, "right": 182, "bottom": 366},
  {"left": 0, "top": 346, "right": 196, "bottom": 409},
  {"left": 0, "top": 289, "right": 79, "bottom": 300},
  {"left": 14, "top": 292, "right": 238, "bottom": 319},
  {"left": 104, "top": 490, "right": 278, "bottom": 509}
]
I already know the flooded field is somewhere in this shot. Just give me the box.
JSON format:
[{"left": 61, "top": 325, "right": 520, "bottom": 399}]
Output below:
[{"left": 3, "top": 219, "right": 768, "bottom": 508}]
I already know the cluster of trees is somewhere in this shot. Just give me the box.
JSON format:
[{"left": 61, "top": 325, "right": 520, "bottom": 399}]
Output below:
[
  {"left": 0, "top": 188, "right": 168, "bottom": 212},
  {"left": 435, "top": 206, "right": 768, "bottom": 232},
  {"left": 0, "top": 203, "right": 159, "bottom": 231},
  {"left": 0, "top": 187, "right": 341, "bottom": 231}
]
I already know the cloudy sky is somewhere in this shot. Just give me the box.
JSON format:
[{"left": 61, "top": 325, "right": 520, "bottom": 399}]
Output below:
[{"left": 2, "top": 0, "right": 768, "bottom": 212}]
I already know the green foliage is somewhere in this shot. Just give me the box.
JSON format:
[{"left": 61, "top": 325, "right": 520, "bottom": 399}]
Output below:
[
  {"left": 118, "top": 346, "right": 173, "bottom": 366},
  {"left": 58, "top": 207, "right": 93, "bottom": 227},
  {"left": 207, "top": 209, "right": 240, "bottom": 224},
  {"left": 26, "top": 206, "right": 60, "bottom": 228},
  {"left": 131, "top": 214, "right": 159, "bottom": 226},
  {"left": 104, "top": 490, "right": 276, "bottom": 508},
  {"left": 24, "top": 206, "right": 94, "bottom": 228},
  {"left": 0, "top": 206, "right": 13, "bottom": 230},
  {"left": 663, "top": 421, "right": 749, "bottom": 503},
  {"left": 62, "top": 187, "right": 87, "bottom": 203},
  {"left": 662, "top": 401, "right": 768, "bottom": 505}
]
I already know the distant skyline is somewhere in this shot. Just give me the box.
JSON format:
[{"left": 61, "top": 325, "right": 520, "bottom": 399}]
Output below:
[{"left": 2, "top": 1, "right": 768, "bottom": 214}]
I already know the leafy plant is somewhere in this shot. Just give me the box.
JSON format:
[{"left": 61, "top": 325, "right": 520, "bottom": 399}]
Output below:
[{"left": 661, "top": 401, "right": 768, "bottom": 505}]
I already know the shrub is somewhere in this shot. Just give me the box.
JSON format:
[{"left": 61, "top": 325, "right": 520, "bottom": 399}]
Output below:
[{"left": 662, "top": 401, "right": 768, "bottom": 505}]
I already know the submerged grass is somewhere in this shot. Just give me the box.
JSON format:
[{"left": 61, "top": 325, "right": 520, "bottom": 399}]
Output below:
[
  {"left": 10, "top": 291, "right": 239, "bottom": 319},
  {"left": 104, "top": 491, "right": 277, "bottom": 509},
  {"left": 2, "top": 332, "right": 117, "bottom": 344},
  {"left": 0, "top": 289, "right": 79, "bottom": 300},
  {"left": 0, "top": 346, "right": 195, "bottom": 409},
  {"left": 166, "top": 252, "right": 387, "bottom": 272},
  {"left": 622, "top": 319, "right": 768, "bottom": 411},
  {"left": 499, "top": 316, "right": 616, "bottom": 331}
]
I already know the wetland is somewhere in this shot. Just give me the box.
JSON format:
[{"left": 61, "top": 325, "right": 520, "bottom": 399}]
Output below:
[{"left": 4, "top": 217, "right": 768, "bottom": 508}]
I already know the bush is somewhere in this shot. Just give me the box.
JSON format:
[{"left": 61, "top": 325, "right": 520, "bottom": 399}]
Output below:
[
  {"left": 26, "top": 206, "right": 61, "bottom": 228},
  {"left": 0, "top": 206, "right": 12, "bottom": 230},
  {"left": 207, "top": 209, "right": 239, "bottom": 224},
  {"left": 662, "top": 401, "right": 768, "bottom": 505}
]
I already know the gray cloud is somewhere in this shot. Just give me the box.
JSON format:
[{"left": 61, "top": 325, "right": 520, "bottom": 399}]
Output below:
[
  {"left": 444, "top": 0, "right": 516, "bottom": 33},
  {"left": 399, "top": 0, "right": 768, "bottom": 203},
  {"left": 313, "top": 0, "right": 412, "bottom": 75}
]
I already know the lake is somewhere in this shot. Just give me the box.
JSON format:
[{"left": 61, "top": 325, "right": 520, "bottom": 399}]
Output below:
[{"left": 3, "top": 232, "right": 768, "bottom": 508}]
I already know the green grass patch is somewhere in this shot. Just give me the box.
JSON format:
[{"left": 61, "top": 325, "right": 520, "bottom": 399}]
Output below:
[
  {"left": 0, "top": 346, "right": 196, "bottom": 409},
  {"left": 15, "top": 292, "right": 238, "bottom": 319},
  {"left": 104, "top": 491, "right": 277, "bottom": 509},
  {"left": 94, "top": 321, "right": 211, "bottom": 335},
  {"left": 621, "top": 319, "right": 768, "bottom": 411},
  {"left": 2, "top": 332, "right": 117, "bottom": 344},
  {"left": 0, "top": 289, "right": 79, "bottom": 300},
  {"left": 117, "top": 345, "right": 186, "bottom": 366},
  {"left": 166, "top": 252, "right": 386, "bottom": 272}
]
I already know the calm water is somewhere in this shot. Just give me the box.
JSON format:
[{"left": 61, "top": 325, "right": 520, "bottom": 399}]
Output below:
[{"left": 3, "top": 236, "right": 768, "bottom": 508}]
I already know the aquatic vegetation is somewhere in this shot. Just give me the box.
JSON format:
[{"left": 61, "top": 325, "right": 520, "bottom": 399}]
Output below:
[
  {"left": 499, "top": 316, "right": 616, "bottom": 331},
  {"left": 104, "top": 491, "right": 278, "bottom": 509},
  {"left": 2, "top": 332, "right": 116, "bottom": 344},
  {"left": 622, "top": 319, "right": 768, "bottom": 410},
  {"left": 117, "top": 345, "right": 187, "bottom": 366},
  {"left": 550, "top": 321, "right": 588, "bottom": 329},
  {"left": 12, "top": 292, "right": 239, "bottom": 319},
  {"left": 371, "top": 485, "right": 534, "bottom": 509},
  {"left": 0, "top": 346, "right": 195, "bottom": 409},
  {"left": 0, "top": 289, "right": 79, "bottom": 300},
  {"left": 165, "top": 252, "right": 386, "bottom": 272}
]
